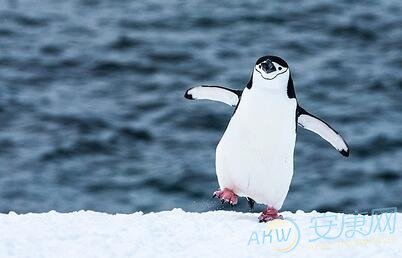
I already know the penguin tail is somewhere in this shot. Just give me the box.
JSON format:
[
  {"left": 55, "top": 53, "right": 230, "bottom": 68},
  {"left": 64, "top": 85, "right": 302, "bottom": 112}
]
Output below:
[{"left": 246, "top": 197, "right": 255, "bottom": 211}]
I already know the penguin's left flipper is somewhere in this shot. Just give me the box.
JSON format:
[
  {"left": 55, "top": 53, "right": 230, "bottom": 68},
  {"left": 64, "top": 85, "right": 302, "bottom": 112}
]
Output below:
[
  {"left": 297, "top": 106, "right": 350, "bottom": 157},
  {"left": 184, "top": 85, "right": 242, "bottom": 107}
]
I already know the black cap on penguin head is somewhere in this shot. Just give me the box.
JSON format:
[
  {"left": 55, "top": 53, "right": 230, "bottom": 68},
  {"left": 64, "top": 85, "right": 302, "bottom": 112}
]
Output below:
[{"left": 256, "top": 55, "right": 289, "bottom": 68}]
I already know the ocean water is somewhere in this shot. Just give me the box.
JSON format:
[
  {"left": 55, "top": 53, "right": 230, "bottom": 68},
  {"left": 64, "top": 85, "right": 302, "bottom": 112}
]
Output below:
[{"left": 0, "top": 0, "right": 401, "bottom": 214}]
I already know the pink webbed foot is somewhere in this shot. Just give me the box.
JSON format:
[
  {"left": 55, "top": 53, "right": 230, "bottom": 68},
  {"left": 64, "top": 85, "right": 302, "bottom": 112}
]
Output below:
[
  {"left": 213, "top": 188, "right": 238, "bottom": 205},
  {"left": 258, "top": 207, "right": 283, "bottom": 223}
]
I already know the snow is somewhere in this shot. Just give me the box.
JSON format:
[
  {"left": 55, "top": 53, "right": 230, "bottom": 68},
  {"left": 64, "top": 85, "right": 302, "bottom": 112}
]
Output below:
[{"left": 0, "top": 209, "right": 400, "bottom": 258}]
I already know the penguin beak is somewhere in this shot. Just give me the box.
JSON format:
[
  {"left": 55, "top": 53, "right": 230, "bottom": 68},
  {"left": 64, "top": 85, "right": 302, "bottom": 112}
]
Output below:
[{"left": 261, "top": 61, "right": 276, "bottom": 74}]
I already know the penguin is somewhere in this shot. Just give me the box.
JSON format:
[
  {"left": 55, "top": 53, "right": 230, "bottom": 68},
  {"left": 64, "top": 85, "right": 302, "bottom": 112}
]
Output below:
[{"left": 184, "top": 55, "right": 349, "bottom": 222}]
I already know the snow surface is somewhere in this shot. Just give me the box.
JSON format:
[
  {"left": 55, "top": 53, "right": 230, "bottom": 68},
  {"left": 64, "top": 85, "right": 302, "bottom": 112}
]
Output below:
[{"left": 0, "top": 209, "right": 400, "bottom": 258}]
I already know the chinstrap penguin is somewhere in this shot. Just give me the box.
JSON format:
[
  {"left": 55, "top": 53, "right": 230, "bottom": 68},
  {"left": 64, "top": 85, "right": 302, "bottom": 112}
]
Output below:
[{"left": 184, "top": 55, "right": 349, "bottom": 222}]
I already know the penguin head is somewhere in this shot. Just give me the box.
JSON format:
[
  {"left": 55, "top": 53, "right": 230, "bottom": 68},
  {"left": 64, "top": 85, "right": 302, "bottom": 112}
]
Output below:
[
  {"left": 248, "top": 55, "right": 295, "bottom": 98},
  {"left": 253, "top": 55, "right": 289, "bottom": 81}
]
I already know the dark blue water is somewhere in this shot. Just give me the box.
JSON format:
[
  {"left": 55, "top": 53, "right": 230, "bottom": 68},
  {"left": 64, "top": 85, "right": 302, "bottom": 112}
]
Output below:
[{"left": 0, "top": 0, "right": 401, "bottom": 214}]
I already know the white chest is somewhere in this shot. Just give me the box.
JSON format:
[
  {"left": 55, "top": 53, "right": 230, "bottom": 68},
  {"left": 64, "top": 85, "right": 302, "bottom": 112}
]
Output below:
[
  {"left": 215, "top": 88, "right": 297, "bottom": 207},
  {"left": 228, "top": 89, "right": 297, "bottom": 148}
]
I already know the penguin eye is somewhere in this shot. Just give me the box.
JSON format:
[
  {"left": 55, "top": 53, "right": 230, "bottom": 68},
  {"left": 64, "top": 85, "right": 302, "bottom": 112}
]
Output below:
[{"left": 278, "top": 67, "right": 282, "bottom": 70}]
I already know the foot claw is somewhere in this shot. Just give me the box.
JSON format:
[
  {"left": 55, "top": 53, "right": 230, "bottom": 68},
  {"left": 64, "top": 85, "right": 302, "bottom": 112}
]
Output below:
[
  {"left": 258, "top": 207, "right": 281, "bottom": 222},
  {"left": 213, "top": 188, "right": 238, "bottom": 206}
]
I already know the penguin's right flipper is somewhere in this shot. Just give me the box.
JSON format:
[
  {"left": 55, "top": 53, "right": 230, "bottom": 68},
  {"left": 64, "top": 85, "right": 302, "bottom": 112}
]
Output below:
[
  {"left": 297, "top": 105, "right": 350, "bottom": 157},
  {"left": 184, "top": 85, "right": 242, "bottom": 107}
]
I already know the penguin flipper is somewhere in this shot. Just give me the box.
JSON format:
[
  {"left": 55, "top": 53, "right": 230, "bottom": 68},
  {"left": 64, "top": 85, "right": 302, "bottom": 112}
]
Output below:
[
  {"left": 184, "top": 85, "right": 242, "bottom": 107},
  {"left": 297, "top": 105, "right": 350, "bottom": 157}
]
